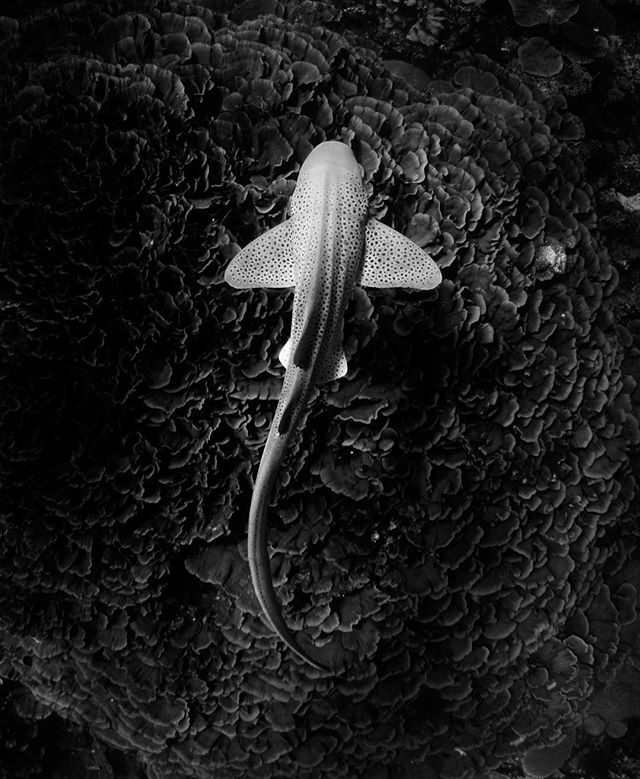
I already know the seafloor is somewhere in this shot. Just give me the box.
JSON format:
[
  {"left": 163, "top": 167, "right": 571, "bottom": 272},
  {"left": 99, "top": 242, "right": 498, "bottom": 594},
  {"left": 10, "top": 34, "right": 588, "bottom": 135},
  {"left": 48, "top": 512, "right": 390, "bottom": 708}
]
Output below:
[{"left": 1, "top": 1, "right": 640, "bottom": 778}]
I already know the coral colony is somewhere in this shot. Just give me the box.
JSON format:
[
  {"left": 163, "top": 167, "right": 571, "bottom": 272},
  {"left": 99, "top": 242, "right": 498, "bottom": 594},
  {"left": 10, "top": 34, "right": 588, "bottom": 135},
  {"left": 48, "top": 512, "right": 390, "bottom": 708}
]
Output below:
[{"left": 0, "top": 2, "right": 638, "bottom": 778}]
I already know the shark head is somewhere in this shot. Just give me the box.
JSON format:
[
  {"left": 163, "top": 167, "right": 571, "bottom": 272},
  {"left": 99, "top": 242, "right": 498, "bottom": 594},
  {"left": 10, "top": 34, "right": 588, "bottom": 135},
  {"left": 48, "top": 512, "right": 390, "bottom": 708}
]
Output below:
[
  {"left": 225, "top": 140, "right": 441, "bottom": 294},
  {"left": 288, "top": 141, "right": 367, "bottom": 226},
  {"left": 298, "top": 140, "right": 363, "bottom": 175}
]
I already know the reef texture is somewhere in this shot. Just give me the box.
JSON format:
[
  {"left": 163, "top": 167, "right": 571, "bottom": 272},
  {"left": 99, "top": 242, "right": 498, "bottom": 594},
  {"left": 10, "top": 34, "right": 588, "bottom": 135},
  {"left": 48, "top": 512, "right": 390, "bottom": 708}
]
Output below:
[
  {"left": 0, "top": 1, "right": 639, "bottom": 778},
  {"left": 509, "top": 0, "right": 615, "bottom": 76}
]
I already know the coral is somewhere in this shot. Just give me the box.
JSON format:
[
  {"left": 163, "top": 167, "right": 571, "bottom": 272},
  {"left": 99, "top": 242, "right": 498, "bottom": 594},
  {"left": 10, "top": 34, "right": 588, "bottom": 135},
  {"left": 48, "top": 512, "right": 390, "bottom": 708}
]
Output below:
[
  {"left": 534, "top": 239, "right": 569, "bottom": 275},
  {"left": 518, "top": 37, "right": 564, "bottom": 77},
  {"left": 509, "top": 0, "right": 615, "bottom": 66},
  {"left": 383, "top": 58, "right": 431, "bottom": 91},
  {"left": 522, "top": 727, "right": 576, "bottom": 777},
  {"left": 0, "top": 679, "right": 126, "bottom": 778},
  {"left": 509, "top": 0, "right": 579, "bottom": 28},
  {"left": 406, "top": 6, "right": 447, "bottom": 48},
  {"left": 0, "top": 2, "right": 638, "bottom": 778}
]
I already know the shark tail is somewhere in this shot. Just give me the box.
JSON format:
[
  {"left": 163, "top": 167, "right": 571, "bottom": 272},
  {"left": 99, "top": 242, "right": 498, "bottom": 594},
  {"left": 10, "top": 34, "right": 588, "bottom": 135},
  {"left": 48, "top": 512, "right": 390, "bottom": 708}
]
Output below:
[{"left": 247, "top": 399, "right": 329, "bottom": 672}]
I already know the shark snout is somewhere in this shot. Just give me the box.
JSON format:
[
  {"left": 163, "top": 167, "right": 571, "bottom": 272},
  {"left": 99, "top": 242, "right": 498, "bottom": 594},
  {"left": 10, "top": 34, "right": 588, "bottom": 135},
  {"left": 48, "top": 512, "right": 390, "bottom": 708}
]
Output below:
[{"left": 302, "top": 141, "right": 360, "bottom": 175}]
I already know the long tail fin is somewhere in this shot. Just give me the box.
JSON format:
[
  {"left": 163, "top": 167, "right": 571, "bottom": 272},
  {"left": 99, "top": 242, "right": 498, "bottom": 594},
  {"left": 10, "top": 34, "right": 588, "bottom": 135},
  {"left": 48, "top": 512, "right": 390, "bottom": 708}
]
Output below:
[{"left": 247, "top": 373, "right": 329, "bottom": 671}]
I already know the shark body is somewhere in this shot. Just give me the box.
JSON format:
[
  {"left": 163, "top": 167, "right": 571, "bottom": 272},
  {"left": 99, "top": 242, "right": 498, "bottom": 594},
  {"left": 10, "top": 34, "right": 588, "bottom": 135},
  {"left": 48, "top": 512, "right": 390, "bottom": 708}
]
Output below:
[{"left": 224, "top": 141, "right": 442, "bottom": 670}]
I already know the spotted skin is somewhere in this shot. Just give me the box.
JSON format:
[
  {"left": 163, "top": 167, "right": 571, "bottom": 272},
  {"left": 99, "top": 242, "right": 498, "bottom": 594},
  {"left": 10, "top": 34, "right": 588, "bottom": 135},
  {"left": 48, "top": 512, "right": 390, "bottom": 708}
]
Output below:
[{"left": 224, "top": 141, "right": 442, "bottom": 670}]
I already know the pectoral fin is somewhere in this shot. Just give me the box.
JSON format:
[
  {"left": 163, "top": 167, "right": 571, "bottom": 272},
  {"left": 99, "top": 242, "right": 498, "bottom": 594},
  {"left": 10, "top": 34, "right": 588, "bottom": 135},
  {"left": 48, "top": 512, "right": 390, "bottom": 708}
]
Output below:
[
  {"left": 360, "top": 219, "right": 442, "bottom": 290},
  {"left": 224, "top": 220, "right": 296, "bottom": 288}
]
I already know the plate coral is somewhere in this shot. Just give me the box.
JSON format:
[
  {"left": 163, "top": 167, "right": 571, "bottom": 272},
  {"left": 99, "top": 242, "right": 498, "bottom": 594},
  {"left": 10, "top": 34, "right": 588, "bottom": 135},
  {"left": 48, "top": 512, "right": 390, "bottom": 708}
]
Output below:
[{"left": 0, "top": 1, "right": 639, "bottom": 778}]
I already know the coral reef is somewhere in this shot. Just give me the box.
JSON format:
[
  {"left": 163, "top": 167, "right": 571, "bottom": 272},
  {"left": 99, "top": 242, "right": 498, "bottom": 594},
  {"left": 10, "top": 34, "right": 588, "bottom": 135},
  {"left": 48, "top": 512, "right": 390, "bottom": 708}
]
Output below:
[
  {"left": 0, "top": 679, "right": 136, "bottom": 779},
  {"left": 0, "top": 1, "right": 638, "bottom": 778},
  {"left": 508, "top": 0, "right": 616, "bottom": 85},
  {"left": 517, "top": 36, "right": 564, "bottom": 77}
]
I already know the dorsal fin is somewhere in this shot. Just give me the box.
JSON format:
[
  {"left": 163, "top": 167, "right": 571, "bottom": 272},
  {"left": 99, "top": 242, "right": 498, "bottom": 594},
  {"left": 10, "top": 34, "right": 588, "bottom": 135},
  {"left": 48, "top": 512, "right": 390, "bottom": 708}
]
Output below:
[
  {"left": 224, "top": 219, "right": 296, "bottom": 288},
  {"left": 360, "top": 219, "right": 442, "bottom": 289}
]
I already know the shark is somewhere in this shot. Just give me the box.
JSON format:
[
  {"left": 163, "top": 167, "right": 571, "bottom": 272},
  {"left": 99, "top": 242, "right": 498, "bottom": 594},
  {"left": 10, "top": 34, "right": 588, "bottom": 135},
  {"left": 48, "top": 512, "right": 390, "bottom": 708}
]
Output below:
[{"left": 224, "top": 140, "right": 442, "bottom": 670}]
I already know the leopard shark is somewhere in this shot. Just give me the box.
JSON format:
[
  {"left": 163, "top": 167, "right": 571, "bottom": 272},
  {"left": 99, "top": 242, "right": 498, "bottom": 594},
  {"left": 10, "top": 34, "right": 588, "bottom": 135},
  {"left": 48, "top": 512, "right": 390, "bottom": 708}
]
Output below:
[{"left": 224, "top": 141, "right": 442, "bottom": 670}]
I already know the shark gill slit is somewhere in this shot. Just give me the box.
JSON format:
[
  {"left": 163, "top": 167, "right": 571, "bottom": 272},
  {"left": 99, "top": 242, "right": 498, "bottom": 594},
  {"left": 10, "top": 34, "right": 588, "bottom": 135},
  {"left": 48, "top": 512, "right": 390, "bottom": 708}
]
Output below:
[{"left": 248, "top": 367, "right": 329, "bottom": 671}]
